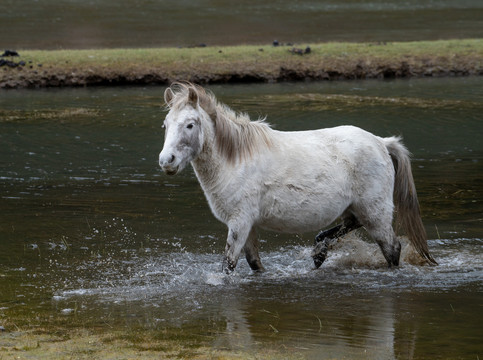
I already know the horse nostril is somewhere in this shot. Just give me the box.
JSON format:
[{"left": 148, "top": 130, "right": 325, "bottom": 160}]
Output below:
[{"left": 169, "top": 155, "right": 175, "bottom": 163}]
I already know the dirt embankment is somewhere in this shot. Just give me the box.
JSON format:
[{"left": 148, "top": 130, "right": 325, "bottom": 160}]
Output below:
[{"left": 1, "top": 40, "right": 482, "bottom": 88}]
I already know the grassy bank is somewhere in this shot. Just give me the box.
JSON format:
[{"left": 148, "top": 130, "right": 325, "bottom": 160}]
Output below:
[{"left": 1, "top": 39, "right": 482, "bottom": 88}]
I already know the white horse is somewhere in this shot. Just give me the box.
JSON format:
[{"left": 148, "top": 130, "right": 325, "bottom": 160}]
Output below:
[{"left": 158, "top": 82, "right": 437, "bottom": 273}]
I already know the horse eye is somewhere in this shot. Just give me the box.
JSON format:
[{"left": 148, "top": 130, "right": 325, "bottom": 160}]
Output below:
[{"left": 187, "top": 124, "right": 194, "bottom": 129}]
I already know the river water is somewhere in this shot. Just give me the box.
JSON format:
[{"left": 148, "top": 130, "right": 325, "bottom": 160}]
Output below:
[
  {"left": 1, "top": 0, "right": 483, "bottom": 49},
  {"left": 0, "top": 77, "right": 482, "bottom": 358}
]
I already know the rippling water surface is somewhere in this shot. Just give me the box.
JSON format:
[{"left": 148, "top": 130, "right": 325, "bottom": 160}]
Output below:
[{"left": 0, "top": 78, "right": 482, "bottom": 358}]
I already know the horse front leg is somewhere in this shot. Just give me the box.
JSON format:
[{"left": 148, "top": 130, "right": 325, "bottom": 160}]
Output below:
[
  {"left": 312, "top": 216, "right": 362, "bottom": 269},
  {"left": 222, "top": 223, "right": 252, "bottom": 274}
]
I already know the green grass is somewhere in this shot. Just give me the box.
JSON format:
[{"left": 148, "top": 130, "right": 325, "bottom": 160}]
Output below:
[
  {"left": 2, "top": 39, "right": 482, "bottom": 87},
  {"left": 16, "top": 38, "right": 481, "bottom": 60},
  {"left": 17, "top": 38, "right": 482, "bottom": 66}
]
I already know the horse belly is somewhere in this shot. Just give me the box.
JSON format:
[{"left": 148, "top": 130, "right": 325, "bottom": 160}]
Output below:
[{"left": 258, "top": 185, "right": 350, "bottom": 234}]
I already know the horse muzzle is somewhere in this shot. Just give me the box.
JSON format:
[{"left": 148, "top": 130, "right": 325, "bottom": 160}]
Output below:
[{"left": 159, "top": 152, "right": 180, "bottom": 175}]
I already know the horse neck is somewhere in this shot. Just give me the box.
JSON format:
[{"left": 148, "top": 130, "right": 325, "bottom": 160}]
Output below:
[{"left": 191, "top": 117, "right": 227, "bottom": 191}]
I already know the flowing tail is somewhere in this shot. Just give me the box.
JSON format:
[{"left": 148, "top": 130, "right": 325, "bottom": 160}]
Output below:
[{"left": 384, "top": 136, "right": 438, "bottom": 265}]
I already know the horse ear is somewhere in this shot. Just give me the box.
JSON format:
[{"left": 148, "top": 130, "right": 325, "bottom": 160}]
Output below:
[
  {"left": 164, "top": 87, "right": 174, "bottom": 106},
  {"left": 188, "top": 87, "right": 199, "bottom": 106}
]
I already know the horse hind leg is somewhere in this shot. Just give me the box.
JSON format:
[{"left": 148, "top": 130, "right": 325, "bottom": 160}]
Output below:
[
  {"left": 366, "top": 224, "right": 401, "bottom": 267},
  {"left": 312, "top": 216, "right": 362, "bottom": 269},
  {"left": 244, "top": 227, "right": 265, "bottom": 272},
  {"left": 312, "top": 224, "right": 343, "bottom": 268},
  {"left": 354, "top": 205, "right": 402, "bottom": 267}
]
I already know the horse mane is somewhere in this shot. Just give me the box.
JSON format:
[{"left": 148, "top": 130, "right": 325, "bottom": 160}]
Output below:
[{"left": 165, "top": 82, "right": 274, "bottom": 163}]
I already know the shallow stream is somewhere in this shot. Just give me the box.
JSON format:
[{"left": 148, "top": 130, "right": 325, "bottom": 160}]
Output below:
[{"left": 0, "top": 78, "right": 482, "bottom": 358}]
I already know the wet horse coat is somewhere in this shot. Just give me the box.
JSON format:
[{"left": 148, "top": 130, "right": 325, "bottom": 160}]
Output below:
[{"left": 158, "top": 82, "right": 437, "bottom": 273}]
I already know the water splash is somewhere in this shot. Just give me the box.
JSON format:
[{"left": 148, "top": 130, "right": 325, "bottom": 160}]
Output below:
[{"left": 55, "top": 232, "right": 482, "bottom": 305}]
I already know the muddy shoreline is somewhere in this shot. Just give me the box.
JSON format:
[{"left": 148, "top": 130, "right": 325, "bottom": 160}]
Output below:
[
  {"left": 2, "top": 58, "right": 481, "bottom": 89},
  {"left": 1, "top": 41, "right": 482, "bottom": 88}
]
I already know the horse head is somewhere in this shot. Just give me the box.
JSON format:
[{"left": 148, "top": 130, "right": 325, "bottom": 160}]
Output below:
[{"left": 158, "top": 84, "right": 206, "bottom": 175}]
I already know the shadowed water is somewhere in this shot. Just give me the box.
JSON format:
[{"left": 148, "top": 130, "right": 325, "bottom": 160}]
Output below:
[
  {"left": 1, "top": 0, "right": 482, "bottom": 49},
  {"left": 0, "top": 78, "right": 482, "bottom": 358}
]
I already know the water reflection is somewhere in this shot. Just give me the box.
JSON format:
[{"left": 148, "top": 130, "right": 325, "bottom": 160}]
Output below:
[{"left": 223, "top": 292, "right": 400, "bottom": 359}]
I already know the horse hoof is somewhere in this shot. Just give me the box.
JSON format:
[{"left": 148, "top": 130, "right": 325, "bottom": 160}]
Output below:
[
  {"left": 254, "top": 266, "right": 266, "bottom": 273},
  {"left": 311, "top": 242, "right": 328, "bottom": 269},
  {"left": 222, "top": 265, "right": 234, "bottom": 275},
  {"left": 311, "top": 241, "right": 327, "bottom": 257},
  {"left": 222, "top": 258, "right": 236, "bottom": 274},
  {"left": 313, "top": 253, "right": 326, "bottom": 269}
]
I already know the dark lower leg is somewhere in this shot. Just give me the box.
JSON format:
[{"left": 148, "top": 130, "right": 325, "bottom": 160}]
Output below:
[
  {"left": 377, "top": 238, "right": 401, "bottom": 268},
  {"left": 315, "top": 217, "right": 362, "bottom": 244},
  {"left": 312, "top": 217, "right": 362, "bottom": 268},
  {"left": 244, "top": 228, "right": 265, "bottom": 272}
]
